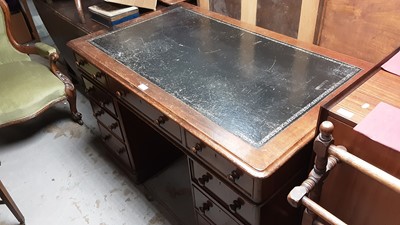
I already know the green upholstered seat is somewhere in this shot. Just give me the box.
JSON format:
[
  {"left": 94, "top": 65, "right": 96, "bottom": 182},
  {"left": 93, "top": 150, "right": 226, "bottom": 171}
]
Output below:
[
  {"left": 0, "top": 61, "right": 66, "bottom": 125},
  {"left": 0, "top": 0, "right": 82, "bottom": 128}
]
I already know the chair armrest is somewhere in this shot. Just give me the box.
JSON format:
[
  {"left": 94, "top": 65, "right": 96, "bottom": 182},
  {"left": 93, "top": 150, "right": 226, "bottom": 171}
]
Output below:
[
  {"left": 34, "top": 42, "right": 57, "bottom": 59},
  {"left": 33, "top": 42, "right": 60, "bottom": 73}
]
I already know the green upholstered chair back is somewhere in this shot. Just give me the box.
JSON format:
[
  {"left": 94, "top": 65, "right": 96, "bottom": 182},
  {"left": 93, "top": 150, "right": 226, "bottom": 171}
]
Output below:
[
  {"left": 0, "top": 2, "right": 30, "bottom": 65},
  {"left": 0, "top": 0, "right": 82, "bottom": 127}
]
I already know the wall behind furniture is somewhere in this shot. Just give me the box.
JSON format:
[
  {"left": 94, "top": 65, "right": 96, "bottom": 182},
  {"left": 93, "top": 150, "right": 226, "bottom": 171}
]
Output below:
[
  {"left": 197, "top": 0, "right": 400, "bottom": 63},
  {"left": 317, "top": 0, "right": 400, "bottom": 63}
]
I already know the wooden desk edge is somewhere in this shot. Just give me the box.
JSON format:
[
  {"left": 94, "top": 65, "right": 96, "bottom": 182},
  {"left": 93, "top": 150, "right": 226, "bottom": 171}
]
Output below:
[{"left": 67, "top": 3, "right": 374, "bottom": 179}]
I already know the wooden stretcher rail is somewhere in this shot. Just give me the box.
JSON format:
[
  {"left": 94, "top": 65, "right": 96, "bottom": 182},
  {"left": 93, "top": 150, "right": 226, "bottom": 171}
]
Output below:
[
  {"left": 288, "top": 121, "right": 400, "bottom": 225},
  {"left": 301, "top": 196, "right": 346, "bottom": 225},
  {"left": 329, "top": 145, "right": 400, "bottom": 194}
]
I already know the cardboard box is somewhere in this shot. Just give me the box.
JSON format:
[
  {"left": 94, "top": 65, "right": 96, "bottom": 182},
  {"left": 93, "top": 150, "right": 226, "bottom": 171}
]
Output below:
[
  {"left": 10, "top": 12, "right": 32, "bottom": 44},
  {"left": 105, "top": 0, "right": 157, "bottom": 11}
]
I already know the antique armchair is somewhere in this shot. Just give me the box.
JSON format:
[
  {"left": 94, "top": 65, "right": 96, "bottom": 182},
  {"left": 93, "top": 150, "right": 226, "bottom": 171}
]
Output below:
[
  {"left": 0, "top": 0, "right": 83, "bottom": 128},
  {"left": 0, "top": 0, "right": 82, "bottom": 222}
]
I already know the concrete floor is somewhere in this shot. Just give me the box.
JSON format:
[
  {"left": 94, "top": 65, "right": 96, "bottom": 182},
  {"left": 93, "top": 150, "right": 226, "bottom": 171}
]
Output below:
[
  {"left": 0, "top": 2, "right": 194, "bottom": 225},
  {"left": 0, "top": 99, "right": 173, "bottom": 225}
]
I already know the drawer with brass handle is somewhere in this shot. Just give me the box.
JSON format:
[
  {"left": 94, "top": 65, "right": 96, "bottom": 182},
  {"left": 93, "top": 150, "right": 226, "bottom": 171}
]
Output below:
[
  {"left": 75, "top": 54, "right": 107, "bottom": 87},
  {"left": 83, "top": 77, "right": 116, "bottom": 116},
  {"left": 109, "top": 78, "right": 182, "bottom": 143},
  {"left": 98, "top": 123, "right": 131, "bottom": 170},
  {"left": 190, "top": 159, "right": 257, "bottom": 224},
  {"left": 92, "top": 102, "right": 123, "bottom": 141},
  {"left": 186, "top": 131, "right": 254, "bottom": 199},
  {"left": 193, "top": 186, "right": 243, "bottom": 225}
]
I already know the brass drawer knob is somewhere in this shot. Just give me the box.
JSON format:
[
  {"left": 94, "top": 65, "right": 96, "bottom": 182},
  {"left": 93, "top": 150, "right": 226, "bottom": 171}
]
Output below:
[
  {"left": 95, "top": 72, "right": 104, "bottom": 79},
  {"left": 198, "top": 173, "right": 212, "bottom": 186},
  {"left": 102, "top": 134, "right": 111, "bottom": 141},
  {"left": 191, "top": 143, "right": 202, "bottom": 154},
  {"left": 229, "top": 198, "right": 244, "bottom": 212},
  {"left": 227, "top": 169, "right": 242, "bottom": 182},
  {"left": 93, "top": 109, "right": 105, "bottom": 117},
  {"left": 76, "top": 59, "right": 86, "bottom": 66},
  {"left": 115, "top": 90, "right": 126, "bottom": 99},
  {"left": 199, "top": 201, "right": 212, "bottom": 214},
  {"left": 154, "top": 115, "right": 167, "bottom": 125},
  {"left": 109, "top": 122, "right": 118, "bottom": 130},
  {"left": 99, "top": 101, "right": 109, "bottom": 107}
]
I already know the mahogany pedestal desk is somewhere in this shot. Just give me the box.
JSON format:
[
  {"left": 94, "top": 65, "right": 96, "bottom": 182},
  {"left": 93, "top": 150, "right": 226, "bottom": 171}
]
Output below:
[
  {"left": 314, "top": 49, "right": 400, "bottom": 225},
  {"left": 67, "top": 3, "right": 371, "bottom": 225}
]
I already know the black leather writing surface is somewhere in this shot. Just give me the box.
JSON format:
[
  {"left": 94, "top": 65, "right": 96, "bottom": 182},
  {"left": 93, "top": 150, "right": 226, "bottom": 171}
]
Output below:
[{"left": 90, "top": 7, "right": 360, "bottom": 148}]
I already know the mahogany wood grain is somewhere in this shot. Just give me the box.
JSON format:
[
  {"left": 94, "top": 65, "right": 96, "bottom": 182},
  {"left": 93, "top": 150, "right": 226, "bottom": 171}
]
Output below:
[
  {"left": 317, "top": 0, "right": 400, "bottom": 63},
  {"left": 67, "top": 3, "right": 372, "bottom": 180},
  {"left": 331, "top": 70, "right": 400, "bottom": 125}
]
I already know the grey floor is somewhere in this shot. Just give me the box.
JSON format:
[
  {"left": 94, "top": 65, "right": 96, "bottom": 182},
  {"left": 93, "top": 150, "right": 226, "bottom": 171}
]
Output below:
[{"left": 0, "top": 1, "right": 193, "bottom": 225}]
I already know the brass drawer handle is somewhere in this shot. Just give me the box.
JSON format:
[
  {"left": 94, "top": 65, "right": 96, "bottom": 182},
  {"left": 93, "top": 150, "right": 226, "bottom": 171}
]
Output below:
[
  {"left": 93, "top": 109, "right": 105, "bottom": 117},
  {"left": 109, "top": 122, "right": 118, "bottom": 130},
  {"left": 199, "top": 201, "right": 212, "bottom": 214},
  {"left": 227, "top": 169, "right": 242, "bottom": 182},
  {"left": 99, "top": 101, "right": 109, "bottom": 108},
  {"left": 191, "top": 143, "right": 202, "bottom": 154},
  {"left": 75, "top": 59, "right": 86, "bottom": 66},
  {"left": 154, "top": 115, "right": 167, "bottom": 125},
  {"left": 198, "top": 173, "right": 212, "bottom": 186},
  {"left": 102, "top": 134, "right": 111, "bottom": 141},
  {"left": 229, "top": 198, "right": 244, "bottom": 212},
  {"left": 95, "top": 72, "right": 104, "bottom": 79},
  {"left": 115, "top": 90, "right": 126, "bottom": 99}
]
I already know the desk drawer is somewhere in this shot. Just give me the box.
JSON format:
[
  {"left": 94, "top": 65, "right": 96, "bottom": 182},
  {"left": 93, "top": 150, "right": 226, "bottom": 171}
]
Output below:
[
  {"left": 109, "top": 78, "right": 182, "bottom": 142},
  {"left": 193, "top": 186, "right": 242, "bottom": 225},
  {"left": 75, "top": 54, "right": 107, "bottom": 87},
  {"left": 196, "top": 213, "right": 212, "bottom": 225},
  {"left": 98, "top": 123, "right": 131, "bottom": 170},
  {"left": 83, "top": 77, "right": 115, "bottom": 116},
  {"left": 186, "top": 132, "right": 254, "bottom": 199},
  {"left": 190, "top": 159, "right": 256, "bottom": 224},
  {"left": 92, "top": 102, "right": 123, "bottom": 141}
]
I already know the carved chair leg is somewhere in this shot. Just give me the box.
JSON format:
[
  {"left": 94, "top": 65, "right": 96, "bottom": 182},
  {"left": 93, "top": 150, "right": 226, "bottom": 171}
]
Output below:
[
  {"left": 66, "top": 85, "right": 83, "bottom": 125},
  {"left": 0, "top": 180, "right": 25, "bottom": 224},
  {"left": 56, "top": 71, "right": 83, "bottom": 125}
]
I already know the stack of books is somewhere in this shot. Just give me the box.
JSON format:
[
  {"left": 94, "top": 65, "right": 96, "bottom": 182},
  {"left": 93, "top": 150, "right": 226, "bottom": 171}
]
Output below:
[{"left": 88, "top": 2, "right": 139, "bottom": 27}]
